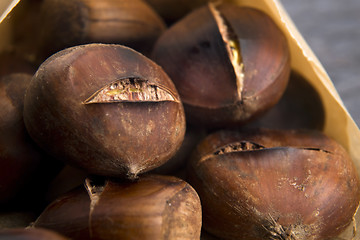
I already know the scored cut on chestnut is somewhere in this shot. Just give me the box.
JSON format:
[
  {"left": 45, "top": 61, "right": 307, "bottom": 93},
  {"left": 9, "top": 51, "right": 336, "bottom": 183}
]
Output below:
[
  {"left": 34, "top": 175, "right": 202, "bottom": 240},
  {"left": 152, "top": 2, "right": 290, "bottom": 127},
  {"left": 187, "top": 128, "right": 360, "bottom": 240},
  {"left": 23, "top": 43, "right": 186, "bottom": 179}
]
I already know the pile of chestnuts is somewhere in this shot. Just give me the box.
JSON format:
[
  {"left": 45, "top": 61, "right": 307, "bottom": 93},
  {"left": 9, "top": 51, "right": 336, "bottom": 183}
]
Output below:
[{"left": 1, "top": 0, "right": 359, "bottom": 239}]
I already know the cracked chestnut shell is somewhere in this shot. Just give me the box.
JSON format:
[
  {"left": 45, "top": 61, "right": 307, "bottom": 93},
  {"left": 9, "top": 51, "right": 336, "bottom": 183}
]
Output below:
[
  {"left": 152, "top": 3, "right": 290, "bottom": 127},
  {"left": 37, "top": 0, "right": 166, "bottom": 60},
  {"left": 187, "top": 129, "right": 360, "bottom": 240},
  {"left": 34, "top": 175, "right": 202, "bottom": 240},
  {"left": 23, "top": 44, "right": 186, "bottom": 178}
]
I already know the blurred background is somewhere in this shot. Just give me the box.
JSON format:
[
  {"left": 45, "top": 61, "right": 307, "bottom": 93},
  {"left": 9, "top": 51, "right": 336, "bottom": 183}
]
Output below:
[{"left": 281, "top": 0, "right": 360, "bottom": 126}]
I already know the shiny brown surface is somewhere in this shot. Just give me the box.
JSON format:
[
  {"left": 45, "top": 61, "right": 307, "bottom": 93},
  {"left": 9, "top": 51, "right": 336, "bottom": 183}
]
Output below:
[
  {"left": 188, "top": 129, "right": 360, "bottom": 239},
  {"left": 152, "top": 3, "right": 290, "bottom": 127},
  {"left": 23, "top": 44, "right": 186, "bottom": 178},
  {"left": 34, "top": 175, "right": 202, "bottom": 240},
  {"left": 37, "top": 0, "right": 166, "bottom": 60}
]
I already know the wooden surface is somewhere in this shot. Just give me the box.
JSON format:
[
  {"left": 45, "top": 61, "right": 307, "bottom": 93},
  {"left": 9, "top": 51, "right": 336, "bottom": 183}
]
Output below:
[{"left": 281, "top": 0, "right": 360, "bottom": 127}]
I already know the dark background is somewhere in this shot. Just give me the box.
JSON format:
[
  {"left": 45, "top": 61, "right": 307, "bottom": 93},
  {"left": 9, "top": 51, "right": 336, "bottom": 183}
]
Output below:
[{"left": 281, "top": 0, "right": 360, "bottom": 126}]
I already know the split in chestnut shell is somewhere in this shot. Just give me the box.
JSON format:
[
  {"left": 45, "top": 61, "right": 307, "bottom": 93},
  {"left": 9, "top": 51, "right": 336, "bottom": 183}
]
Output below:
[
  {"left": 152, "top": 3, "right": 290, "bottom": 127},
  {"left": 187, "top": 128, "right": 360, "bottom": 240},
  {"left": 23, "top": 44, "right": 186, "bottom": 179}
]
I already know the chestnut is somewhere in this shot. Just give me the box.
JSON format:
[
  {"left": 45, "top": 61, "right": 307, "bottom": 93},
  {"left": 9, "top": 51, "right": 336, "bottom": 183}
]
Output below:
[
  {"left": 23, "top": 44, "right": 186, "bottom": 179},
  {"left": 0, "top": 228, "right": 69, "bottom": 240},
  {"left": 37, "top": 0, "right": 166, "bottom": 60},
  {"left": 187, "top": 128, "right": 360, "bottom": 240},
  {"left": 34, "top": 175, "right": 202, "bottom": 240},
  {"left": 0, "top": 73, "right": 61, "bottom": 206},
  {"left": 152, "top": 2, "right": 290, "bottom": 127}
]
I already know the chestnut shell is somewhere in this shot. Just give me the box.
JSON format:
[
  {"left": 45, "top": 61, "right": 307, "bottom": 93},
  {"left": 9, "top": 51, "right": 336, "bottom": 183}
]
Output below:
[
  {"left": 34, "top": 175, "right": 202, "bottom": 240},
  {"left": 152, "top": 3, "right": 290, "bottom": 127},
  {"left": 23, "top": 44, "right": 186, "bottom": 178},
  {"left": 37, "top": 0, "right": 166, "bottom": 60},
  {"left": 187, "top": 129, "right": 360, "bottom": 240}
]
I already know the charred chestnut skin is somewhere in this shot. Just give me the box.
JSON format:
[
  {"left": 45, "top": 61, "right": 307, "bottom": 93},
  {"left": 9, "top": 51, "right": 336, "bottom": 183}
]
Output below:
[
  {"left": 37, "top": 0, "right": 166, "bottom": 60},
  {"left": 0, "top": 228, "right": 69, "bottom": 240},
  {"left": 152, "top": 3, "right": 290, "bottom": 127},
  {"left": 34, "top": 175, "right": 202, "bottom": 240},
  {"left": 187, "top": 129, "right": 360, "bottom": 240},
  {"left": 23, "top": 44, "right": 186, "bottom": 179}
]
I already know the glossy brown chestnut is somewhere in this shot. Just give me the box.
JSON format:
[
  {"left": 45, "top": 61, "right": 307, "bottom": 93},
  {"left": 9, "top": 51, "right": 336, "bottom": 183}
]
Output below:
[
  {"left": 37, "top": 0, "right": 166, "bottom": 60},
  {"left": 0, "top": 228, "right": 69, "bottom": 240},
  {"left": 34, "top": 175, "right": 202, "bottom": 240},
  {"left": 23, "top": 44, "right": 186, "bottom": 178},
  {"left": 187, "top": 129, "right": 360, "bottom": 240},
  {"left": 0, "top": 73, "right": 60, "bottom": 206},
  {"left": 152, "top": 2, "right": 290, "bottom": 127}
]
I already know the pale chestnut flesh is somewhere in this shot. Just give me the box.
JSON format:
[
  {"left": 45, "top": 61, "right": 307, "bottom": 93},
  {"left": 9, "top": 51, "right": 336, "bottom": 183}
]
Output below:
[{"left": 187, "top": 129, "right": 360, "bottom": 240}]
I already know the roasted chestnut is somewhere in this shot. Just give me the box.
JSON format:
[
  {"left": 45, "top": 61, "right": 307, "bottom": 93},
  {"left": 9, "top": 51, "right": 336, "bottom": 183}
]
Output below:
[
  {"left": 37, "top": 0, "right": 166, "bottom": 60},
  {"left": 0, "top": 228, "right": 69, "bottom": 240},
  {"left": 23, "top": 44, "right": 186, "bottom": 179},
  {"left": 187, "top": 128, "right": 360, "bottom": 240},
  {"left": 152, "top": 2, "right": 290, "bottom": 127},
  {"left": 34, "top": 175, "right": 202, "bottom": 240}
]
